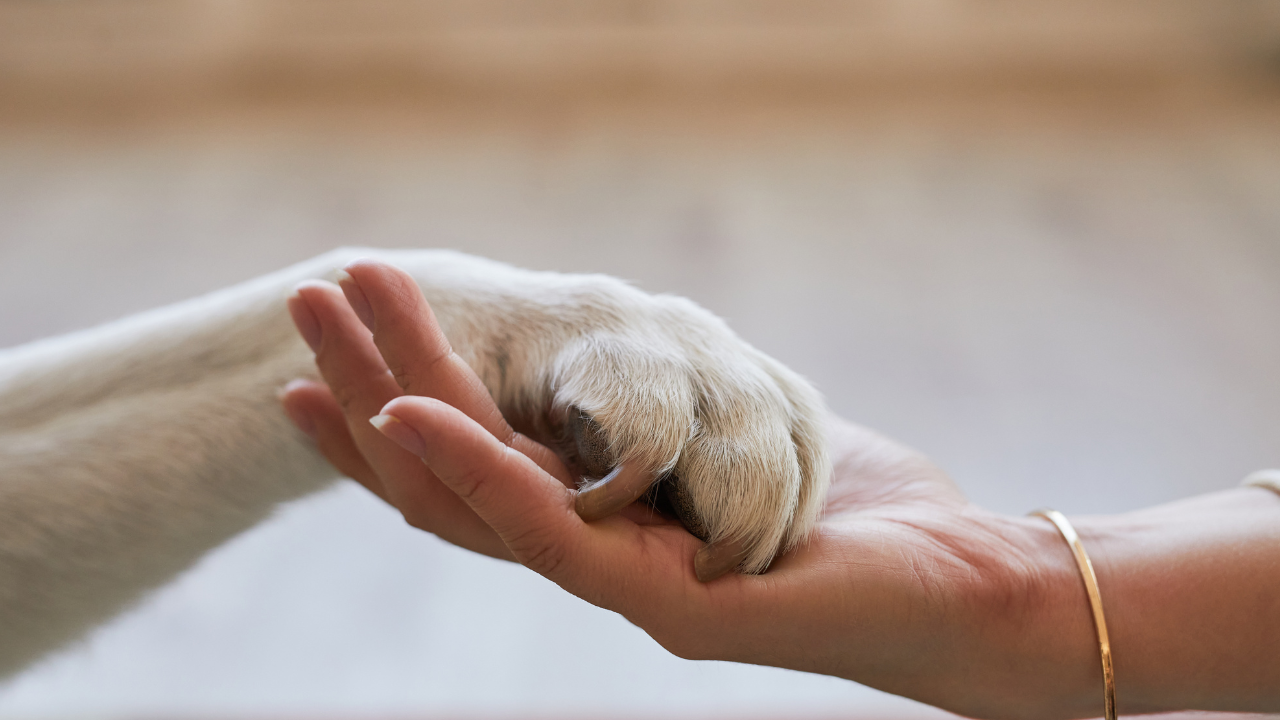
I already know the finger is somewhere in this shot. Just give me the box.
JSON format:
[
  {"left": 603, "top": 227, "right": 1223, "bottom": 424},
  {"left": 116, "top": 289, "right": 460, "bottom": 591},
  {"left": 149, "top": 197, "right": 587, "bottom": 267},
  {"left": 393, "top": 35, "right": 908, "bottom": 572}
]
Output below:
[
  {"left": 373, "top": 396, "right": 599, "bottom": 582},
  {"left": 377, "top": 396, "right": 727, "bottom": 627},
  {"left": 337, "top": 260, "right": 511, "bottom": 442},
  {"left": 291, "top": 282, "right": 403, "bottom": 423},
  {"left": 278, "top": 378, "right": 388, "bottom": 501},
  {"left": 292, "top": 281, "right": 427, "bottom": 497},
  {"left": 336, "top": 260, "right": 571, "bottom": 486},
  {"left": 291, "top": 282, "right": 501, "bottom": 547}
]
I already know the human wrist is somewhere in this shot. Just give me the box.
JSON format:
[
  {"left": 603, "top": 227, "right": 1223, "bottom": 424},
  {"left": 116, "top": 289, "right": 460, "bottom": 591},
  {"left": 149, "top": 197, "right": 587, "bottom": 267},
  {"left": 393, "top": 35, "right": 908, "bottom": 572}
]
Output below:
[
  {"left": 969, "top": 511, "right": 1105, "bottom": 719},
  {"left": 893, "top": 508, "right": 1106, "bottom": 720}
]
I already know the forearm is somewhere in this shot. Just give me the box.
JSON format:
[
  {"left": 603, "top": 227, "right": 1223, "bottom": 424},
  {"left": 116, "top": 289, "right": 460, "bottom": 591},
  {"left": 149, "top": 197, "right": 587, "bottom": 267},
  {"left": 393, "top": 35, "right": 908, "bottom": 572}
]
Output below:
[
  {"left": 1080, "top": 486, "right": 1280, "bottom": 713},
  {"left": 1008, "top": 486, "right": 1280, "bottom": 717}
]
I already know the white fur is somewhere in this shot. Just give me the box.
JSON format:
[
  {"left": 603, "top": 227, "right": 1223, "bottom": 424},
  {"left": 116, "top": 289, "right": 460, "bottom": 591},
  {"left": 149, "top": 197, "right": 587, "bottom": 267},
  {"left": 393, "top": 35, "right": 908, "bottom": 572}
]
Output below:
[{"left": 0, "top": 248, "right": 830, "bottom": 677}]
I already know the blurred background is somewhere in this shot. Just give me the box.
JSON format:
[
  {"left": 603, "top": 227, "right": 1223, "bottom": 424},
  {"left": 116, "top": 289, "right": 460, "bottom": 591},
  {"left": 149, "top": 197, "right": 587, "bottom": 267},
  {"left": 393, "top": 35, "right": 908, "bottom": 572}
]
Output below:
[{"left": 1, "top": 0, "right": 1279, "bottom": 718}]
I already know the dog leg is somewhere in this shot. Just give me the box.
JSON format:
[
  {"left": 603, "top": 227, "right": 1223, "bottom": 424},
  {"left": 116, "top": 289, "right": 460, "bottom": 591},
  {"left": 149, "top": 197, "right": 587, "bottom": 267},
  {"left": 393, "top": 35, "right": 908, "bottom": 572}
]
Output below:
[{"left": 0, "top": 248, "right": 830, "bottom": 677}]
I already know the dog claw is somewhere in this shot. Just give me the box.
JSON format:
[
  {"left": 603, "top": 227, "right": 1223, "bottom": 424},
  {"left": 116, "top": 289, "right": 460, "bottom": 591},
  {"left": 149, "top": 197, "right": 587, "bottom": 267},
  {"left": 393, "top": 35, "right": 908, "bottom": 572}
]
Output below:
[
  {"left": 694, "top": 537, "right": 750, "bottom": 582},
  {"left": 574, "top": 463, "right": 658, "bottom": 522}
]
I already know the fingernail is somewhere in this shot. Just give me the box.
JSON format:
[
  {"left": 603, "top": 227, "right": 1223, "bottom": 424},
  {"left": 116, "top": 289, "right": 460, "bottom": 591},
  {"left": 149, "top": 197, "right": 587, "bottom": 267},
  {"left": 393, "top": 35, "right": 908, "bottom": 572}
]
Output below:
[
  {"left": 287, "top": 290, "right": 322, "bottom": 352},
  {"left": 337, "top": 269, "right": 375, "bottom": 332},
  {"left": 371, "top": 414, "right": 427, "bottom": 457},
  {"left": 694, "top": 537, "right": 750, "bottom": 583},
  {"left": 278, "top": 378, "right": 314, "bottom": 398}
]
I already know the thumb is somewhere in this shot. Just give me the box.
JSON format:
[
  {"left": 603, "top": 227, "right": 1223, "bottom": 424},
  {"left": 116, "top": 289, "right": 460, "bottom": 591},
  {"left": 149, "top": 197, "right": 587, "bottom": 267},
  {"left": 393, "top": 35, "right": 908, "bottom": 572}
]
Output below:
[{"left": 373, "top": 395, "right": 590, "bottom": 581}]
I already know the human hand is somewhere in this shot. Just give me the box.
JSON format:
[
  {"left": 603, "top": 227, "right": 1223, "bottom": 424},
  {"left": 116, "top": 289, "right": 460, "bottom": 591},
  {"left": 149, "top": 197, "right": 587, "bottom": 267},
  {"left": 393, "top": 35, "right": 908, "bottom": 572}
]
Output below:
[
  {"left": 281, "top": 254, "right": 829, "bottom": 578},
  {"left": 363, "top": 403, "right": 1108, "bottom": 719},
  {"left": 280, "top": 259, "right": 1105, "bottom": 719}
]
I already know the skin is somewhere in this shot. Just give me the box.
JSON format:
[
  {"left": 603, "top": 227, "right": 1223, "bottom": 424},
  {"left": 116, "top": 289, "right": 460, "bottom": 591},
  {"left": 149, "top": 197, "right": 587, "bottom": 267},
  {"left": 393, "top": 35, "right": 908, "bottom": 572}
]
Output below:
[{"left": 280, "top": 260, "right": 1280, "bottom": 720}]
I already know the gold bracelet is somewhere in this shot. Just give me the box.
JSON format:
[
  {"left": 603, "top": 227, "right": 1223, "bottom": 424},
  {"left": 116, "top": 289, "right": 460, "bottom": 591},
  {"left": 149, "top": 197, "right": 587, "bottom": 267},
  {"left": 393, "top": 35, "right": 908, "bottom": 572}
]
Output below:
[
  {"left": 1031, "top": 508, "right": 1117, "bottom": 720},
  {"left": 1242, "top": 469, "right": 1280, "bottom": 496}
]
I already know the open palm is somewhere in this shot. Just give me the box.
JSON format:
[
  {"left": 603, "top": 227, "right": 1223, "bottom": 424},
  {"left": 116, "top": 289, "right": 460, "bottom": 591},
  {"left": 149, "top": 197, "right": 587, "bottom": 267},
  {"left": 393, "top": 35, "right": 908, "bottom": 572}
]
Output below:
[{"left": 280, "top": 260, "right": 1099, "bottom": 720}]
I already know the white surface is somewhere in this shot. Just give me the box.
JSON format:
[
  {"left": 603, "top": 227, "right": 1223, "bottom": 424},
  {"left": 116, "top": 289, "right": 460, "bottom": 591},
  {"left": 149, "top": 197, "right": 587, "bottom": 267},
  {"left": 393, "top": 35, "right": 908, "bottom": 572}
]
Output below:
[{"left": 0, "top": 108, "right": 1277, "bottom": 716}]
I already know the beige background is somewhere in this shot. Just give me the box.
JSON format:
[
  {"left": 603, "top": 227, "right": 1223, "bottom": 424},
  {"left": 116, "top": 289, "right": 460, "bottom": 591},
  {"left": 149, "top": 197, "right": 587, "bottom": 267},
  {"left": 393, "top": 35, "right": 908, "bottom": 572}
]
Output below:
[{"left": 1, "top": 1, "right": 1278, "bottom": 717}]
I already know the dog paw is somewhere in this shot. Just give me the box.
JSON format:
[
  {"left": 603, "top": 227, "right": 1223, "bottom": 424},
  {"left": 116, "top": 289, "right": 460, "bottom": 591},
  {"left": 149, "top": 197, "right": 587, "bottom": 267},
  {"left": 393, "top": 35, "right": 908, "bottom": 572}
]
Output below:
[
  {"left": 536, "top": 288, "right": 830, "bottom": 579},
  {"left": 365, "top": 249, "right": 830, "bottom": 579}
]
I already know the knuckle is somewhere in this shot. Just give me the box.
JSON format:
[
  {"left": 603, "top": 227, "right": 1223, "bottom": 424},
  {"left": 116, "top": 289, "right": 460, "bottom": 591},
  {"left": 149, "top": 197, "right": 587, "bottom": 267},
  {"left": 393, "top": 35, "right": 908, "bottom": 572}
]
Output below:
[
  {"left": 508, "top": 526, "right": 568, "bottom": 577},
  {"left": 447, "top": 459, "right": 492, "bottom": 506},
  {"left": 386, "top": 351, "right": 451, "bottom": 393},
  {"left": 330, "top": 382, "right": 363, "bottom": 414},
  {"left": 389, "top": 366, "right": 418, "bottom": 392},
  {"left": 327, "top": 367, "right": 395, "bottom": 414},
  {"left": 383, "top": 273, "right": 421, "bottom": 311}
]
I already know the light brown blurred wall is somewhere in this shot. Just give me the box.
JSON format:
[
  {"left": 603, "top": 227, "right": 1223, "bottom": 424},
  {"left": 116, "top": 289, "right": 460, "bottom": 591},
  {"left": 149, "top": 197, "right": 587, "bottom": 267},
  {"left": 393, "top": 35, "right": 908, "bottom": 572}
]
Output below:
[{"left": 3, "top": 0, "right": 1280, "bottom": 120}]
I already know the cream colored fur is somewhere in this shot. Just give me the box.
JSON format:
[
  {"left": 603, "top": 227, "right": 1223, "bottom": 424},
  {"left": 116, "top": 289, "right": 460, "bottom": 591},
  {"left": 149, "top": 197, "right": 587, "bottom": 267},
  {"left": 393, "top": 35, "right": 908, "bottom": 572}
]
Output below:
[{"left": 0, "top": 248, "right": 830, "bottom": 677}]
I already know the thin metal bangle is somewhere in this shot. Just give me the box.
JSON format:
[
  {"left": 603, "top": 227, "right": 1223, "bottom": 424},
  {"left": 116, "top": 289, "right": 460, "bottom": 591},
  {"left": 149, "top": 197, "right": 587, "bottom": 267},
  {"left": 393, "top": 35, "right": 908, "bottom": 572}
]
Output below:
[
  {"left": 1242, "top": 469, "right": 1280, "bottom": 496},
  {"left": 1031, "top": 508, "right": 1117, "bottom": 720}
]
